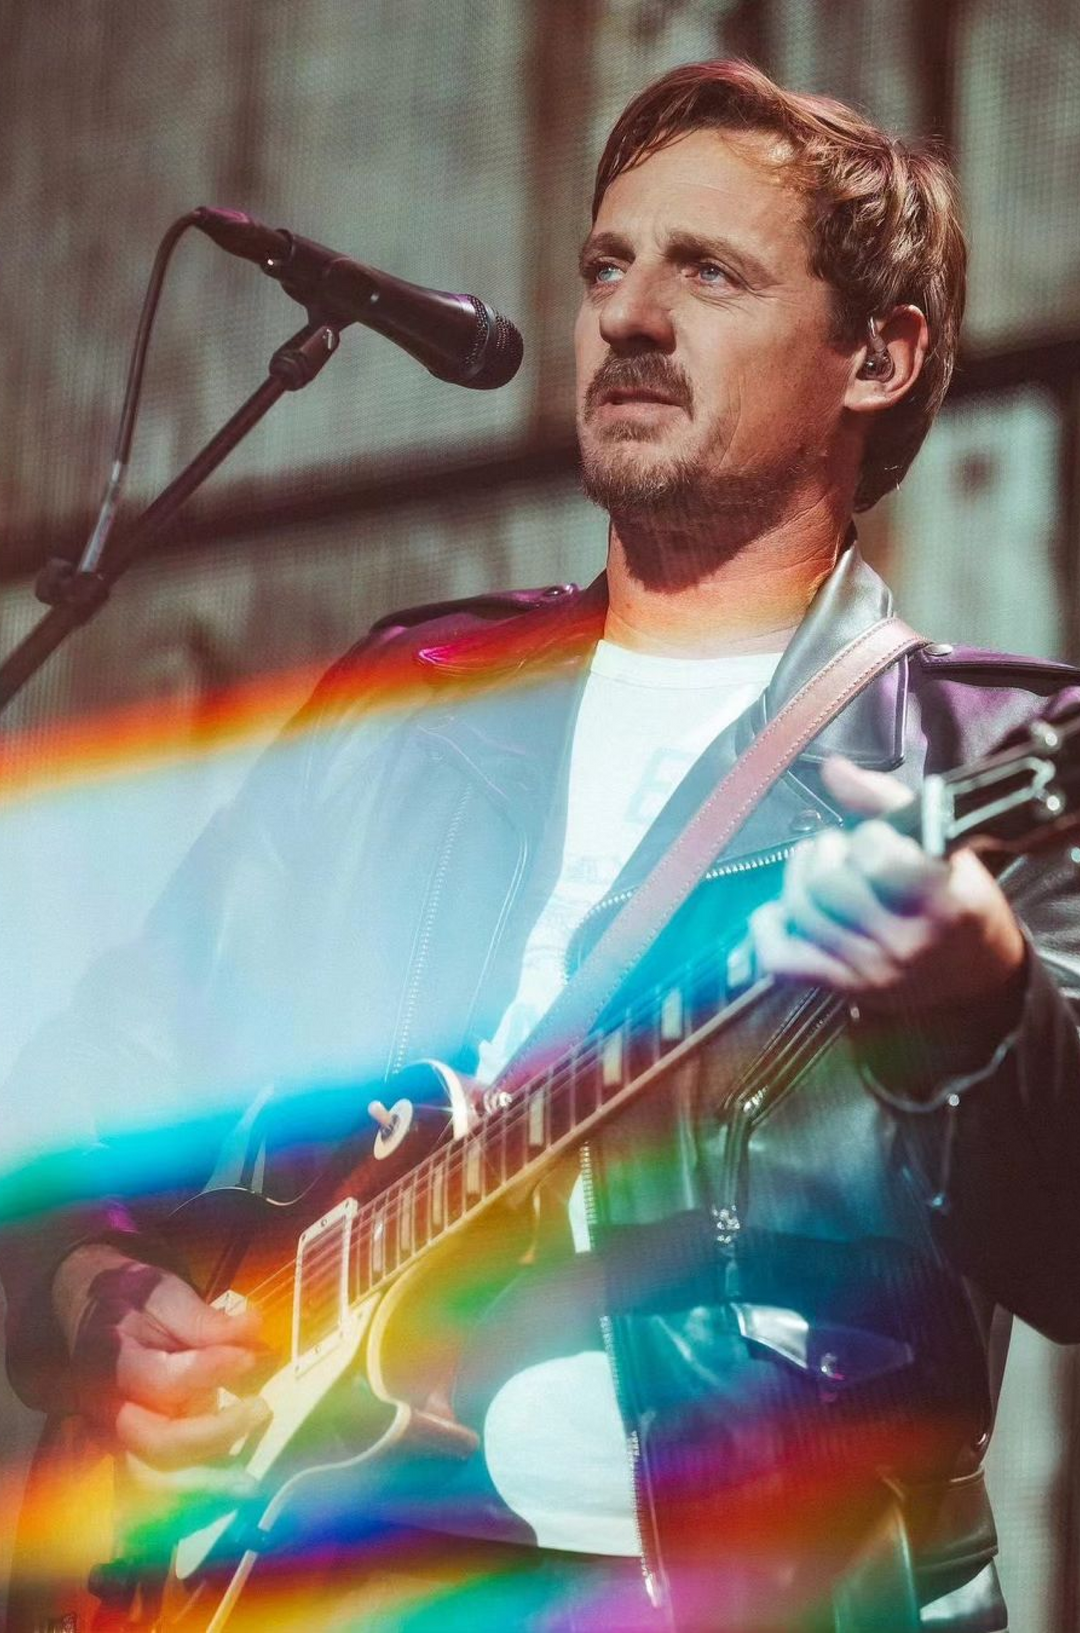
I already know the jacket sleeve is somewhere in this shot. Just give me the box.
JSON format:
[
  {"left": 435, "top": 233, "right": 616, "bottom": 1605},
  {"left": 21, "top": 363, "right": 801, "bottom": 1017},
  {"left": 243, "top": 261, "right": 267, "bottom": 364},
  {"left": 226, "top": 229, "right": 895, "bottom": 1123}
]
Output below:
[
  {"left": 0, "top": 638, "right": 413, "bottom": 1410},
  {"left": 864, "top": 840, "right": 1080, "bottom": 1343}
]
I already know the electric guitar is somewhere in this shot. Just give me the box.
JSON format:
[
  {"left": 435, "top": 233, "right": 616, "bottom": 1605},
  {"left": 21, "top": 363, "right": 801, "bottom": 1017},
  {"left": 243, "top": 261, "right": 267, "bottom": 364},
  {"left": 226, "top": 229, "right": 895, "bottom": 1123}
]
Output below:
[{"left": 12, "top": 706, "right": 1080, "bottom": 1633}]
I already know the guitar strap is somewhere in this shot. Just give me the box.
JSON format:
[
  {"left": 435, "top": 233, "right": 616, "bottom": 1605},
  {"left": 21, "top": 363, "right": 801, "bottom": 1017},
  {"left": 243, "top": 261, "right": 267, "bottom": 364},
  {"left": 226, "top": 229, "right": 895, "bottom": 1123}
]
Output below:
[{"left": 497, "top": 614, "right": 925, "bottom": 1097}]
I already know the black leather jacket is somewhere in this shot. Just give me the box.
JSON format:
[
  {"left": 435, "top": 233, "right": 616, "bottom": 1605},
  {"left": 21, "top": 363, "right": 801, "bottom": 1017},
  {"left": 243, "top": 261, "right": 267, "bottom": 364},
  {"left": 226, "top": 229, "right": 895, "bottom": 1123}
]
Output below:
[{"left": 4, "top": 546, "right": 1080, "bottom": 1632}]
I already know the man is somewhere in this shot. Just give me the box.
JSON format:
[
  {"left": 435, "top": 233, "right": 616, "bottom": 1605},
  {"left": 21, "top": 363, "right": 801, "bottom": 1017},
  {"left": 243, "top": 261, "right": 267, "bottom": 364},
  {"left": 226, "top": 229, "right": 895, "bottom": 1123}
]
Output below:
[{"left": 4, "top": 59, "right": 1080, "bottom": 1633}]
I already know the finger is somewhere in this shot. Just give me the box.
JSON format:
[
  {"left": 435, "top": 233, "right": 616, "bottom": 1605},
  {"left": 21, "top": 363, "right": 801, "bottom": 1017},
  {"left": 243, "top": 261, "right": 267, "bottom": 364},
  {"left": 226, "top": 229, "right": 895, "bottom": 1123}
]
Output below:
[
  {"left": 127, "top": 1457, "right": 261, "bottom": 1505},
  {"left": 848, "top": 820, "right": 951, "bottom": 915},
  {"left": 115, "top": 1394, "right": 271, "bottom": 1471},
  {"left": 116, "top": 1337, "right": 262, "bottom": 1415},
  {"left": 782, "top": 854, "right": 907, "bottom": 986},
  {"left": 750, "top": 900, "right": 865, "bottom": 991},
  {"left": 787, "top": 832, "right": 897, "bottom": 936},
  {"left": 142, "top": 1276, "right": 263, "bottom": 1353},
  {"left": 821, "top": 755, "right": 915, "bottom": 817},
  {"left": 789, "top": 830, "right": 942, "bottom": 965}
]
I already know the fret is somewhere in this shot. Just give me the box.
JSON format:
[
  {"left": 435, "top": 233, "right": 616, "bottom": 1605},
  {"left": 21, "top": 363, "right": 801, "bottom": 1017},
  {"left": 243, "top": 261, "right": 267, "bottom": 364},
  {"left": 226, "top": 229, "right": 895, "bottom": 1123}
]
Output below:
[
  {"left": 413, "top": 1165, "right": 431, "bottom": 1248},
  {"left": 505, "top": 1107, "right": 527, "bottom": 1181},
  {"left": 383, "top": 1200, "right": 400, "bottom": 1272},
  {"left": 527, "top": 1084, "right": 547, "bottom": 1151},
  {"left": 689, "top": 959, "right": 724, "bottom": 1034},
  {"left": 398, "top": 1182, "right": 414, "bottom": 1256},
  {"left": 446, "top": 1147, "right": 464, "bottom": 1221},
  {"left": 601, "top": 1025, "right": 624, "bottom": 1094},
  {"left": 354, "top": 1216, "right": 372, "bottom": 1298},
  {"left": 547, "top": 1068, "right": 572, "bottom": 1146},
  {"left": 430, "top": 1156, "right": 447, "bottom": 1231},
  {"left": 724, "top": 939, "right": 755, "bottom": 998},
  {"left": 569, "top": 1042, "right": 600, "bottom": 1128},
  {"left": 370, "top": 1206, "right": 387, "bottom": 1278},
  {"left": 464, "top": 1135, "right": 483, "bottom": 1203},
  {"left": 660, "top": 984, "right": 684, "bottom": 1043},
  {"left": 628, "top": 992, "right": 662, "bottom": 1078},
  {"left": 490, "top": 1109, "right": 510, "bottom": 1190}
]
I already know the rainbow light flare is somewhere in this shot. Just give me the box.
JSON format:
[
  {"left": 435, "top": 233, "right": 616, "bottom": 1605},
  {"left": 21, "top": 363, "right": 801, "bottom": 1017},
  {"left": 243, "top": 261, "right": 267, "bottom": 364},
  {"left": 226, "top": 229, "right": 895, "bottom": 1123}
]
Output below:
[{"left": 0, "top": 618, "right": 960, "bottom": 1629}]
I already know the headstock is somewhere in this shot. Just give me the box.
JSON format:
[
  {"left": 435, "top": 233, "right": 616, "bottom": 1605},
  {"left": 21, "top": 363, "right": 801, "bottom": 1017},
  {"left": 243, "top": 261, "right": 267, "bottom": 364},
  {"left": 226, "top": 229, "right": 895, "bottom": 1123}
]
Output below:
[{"left": 920, "top": 707, "right": 1080, "bottom": 858}]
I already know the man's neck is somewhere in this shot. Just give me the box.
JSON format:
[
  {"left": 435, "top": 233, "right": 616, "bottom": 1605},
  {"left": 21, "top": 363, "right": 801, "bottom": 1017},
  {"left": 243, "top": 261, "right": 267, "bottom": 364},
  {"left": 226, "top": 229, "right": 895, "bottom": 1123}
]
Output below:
[{"left": 603, "top": 498, "right": 847, "bottom": 658}]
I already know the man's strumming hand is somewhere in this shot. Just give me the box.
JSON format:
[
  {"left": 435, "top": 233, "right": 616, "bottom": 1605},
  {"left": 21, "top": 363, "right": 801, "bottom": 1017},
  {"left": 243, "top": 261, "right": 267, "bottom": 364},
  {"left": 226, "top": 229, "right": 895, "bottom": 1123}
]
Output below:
[
  {"left": 749, "top": 755, "right": 1027, "bottom": 1015},
  {"left": 52, "top": 1242, "right": 270, "bottom": 1474}
]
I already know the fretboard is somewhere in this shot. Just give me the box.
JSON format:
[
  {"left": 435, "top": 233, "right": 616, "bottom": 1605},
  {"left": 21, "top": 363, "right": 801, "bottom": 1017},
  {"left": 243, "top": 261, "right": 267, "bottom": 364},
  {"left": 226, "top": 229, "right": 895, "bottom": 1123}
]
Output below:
[{"left": 291, "top": 701, "right": 1080, "bottom": 1344}]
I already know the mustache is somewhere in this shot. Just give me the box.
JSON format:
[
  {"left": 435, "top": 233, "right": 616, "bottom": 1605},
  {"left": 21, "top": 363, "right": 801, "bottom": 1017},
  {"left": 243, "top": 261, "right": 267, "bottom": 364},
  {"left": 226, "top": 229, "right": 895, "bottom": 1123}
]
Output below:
[{"left": 583, "top": 354, "right": 694, "bottom": 417}]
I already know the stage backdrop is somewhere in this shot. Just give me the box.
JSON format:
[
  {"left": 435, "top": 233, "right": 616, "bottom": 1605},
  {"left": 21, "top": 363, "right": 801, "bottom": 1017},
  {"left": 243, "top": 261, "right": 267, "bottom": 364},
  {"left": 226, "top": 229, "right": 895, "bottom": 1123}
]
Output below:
[{"left": 1, "top": 3, "right": 1078, "bottom": 1627}]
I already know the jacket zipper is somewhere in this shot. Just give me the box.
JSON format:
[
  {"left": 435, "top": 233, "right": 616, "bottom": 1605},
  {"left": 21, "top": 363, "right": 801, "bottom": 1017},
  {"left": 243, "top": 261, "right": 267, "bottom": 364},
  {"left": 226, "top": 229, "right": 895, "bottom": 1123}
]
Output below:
[
  {"left": 574, "top": 839, "right": 843, "bottom": 1595},
  {"left": 455, "top": 797, "right": 531, "bottom": 1053},
  {"left": 388, "top": 785, "right": 472, "bottom": 1075},
  {"left": 713, "top": 990, "right": 846, "bottom": 1257},
  {"left": 415, "top": 725, "right": 538, "bottom": 1057},
  {"left": 580, "top": 1141, "right": 667, "bottom": 1614},
  {"left": 568, "top": 839, "right": 801, "bottom": 976},
  {"left": 572, "top": 839, "right": 806, "bottom": 1595},
  {"left": 568, "top": 836, "right": 806, "bottom": 1261}
]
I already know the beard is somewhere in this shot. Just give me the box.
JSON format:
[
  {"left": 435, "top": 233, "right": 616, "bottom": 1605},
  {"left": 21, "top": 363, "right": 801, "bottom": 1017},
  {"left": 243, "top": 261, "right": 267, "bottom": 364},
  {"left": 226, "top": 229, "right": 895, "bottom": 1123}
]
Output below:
[{"left": 578, "top": 354, "right": 814, "bottom": 591}]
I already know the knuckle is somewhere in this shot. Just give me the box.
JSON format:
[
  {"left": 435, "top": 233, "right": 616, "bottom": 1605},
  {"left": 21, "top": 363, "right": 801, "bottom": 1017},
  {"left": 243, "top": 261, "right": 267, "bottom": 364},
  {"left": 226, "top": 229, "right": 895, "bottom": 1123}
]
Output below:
[
  {"left": 858, "top": 949, "right": 900, "bottom": 990},
  {"left": 157, "top": 1351, "right": 209, "bottom": 1410},
  {"left": 116, "top": 1403, "right": 169, "bottom": 1468},
  {"left": 811, "top": 830, "right": 848, "bottom": 875},
  {"left": 850, "top": 818, "right": 891, "bottom": 855}
]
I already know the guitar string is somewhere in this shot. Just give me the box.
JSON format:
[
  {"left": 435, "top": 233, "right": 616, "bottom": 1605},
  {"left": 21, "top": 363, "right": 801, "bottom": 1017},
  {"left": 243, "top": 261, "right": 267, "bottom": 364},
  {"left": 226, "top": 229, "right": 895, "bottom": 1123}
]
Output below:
[
  {"left": 238, "top": 721, "right": 1074, "bottom": 1320},
  {"left": 204, "top": 727, "right": 1069, "bottom": 1324},
  {"left": 245, "top": 970, "right": 846, "bottom": 1327},
  {"left": 236, "top": 926, "right": 755, "bottom": 1323}
]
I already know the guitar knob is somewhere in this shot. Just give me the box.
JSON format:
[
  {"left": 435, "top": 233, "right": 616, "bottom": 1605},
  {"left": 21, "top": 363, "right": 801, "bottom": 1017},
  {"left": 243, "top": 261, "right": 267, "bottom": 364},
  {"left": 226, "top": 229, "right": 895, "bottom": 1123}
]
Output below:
[
  {"left": 87, "top": 1557, "right": 139, "bottom": 1607},
  {"left": 368, "top": 1097, "right": 415, "bottom": 1158}
]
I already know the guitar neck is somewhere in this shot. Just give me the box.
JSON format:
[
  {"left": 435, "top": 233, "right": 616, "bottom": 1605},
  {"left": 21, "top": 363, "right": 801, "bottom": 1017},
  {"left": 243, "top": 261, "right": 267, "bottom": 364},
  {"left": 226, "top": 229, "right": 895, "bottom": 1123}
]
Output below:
[
  {"left": 289, "top": 705, "right": 1080, "bottom": 1349},
  {"left": 343, "top": 936, "right": 767, "bottom": 1307}
]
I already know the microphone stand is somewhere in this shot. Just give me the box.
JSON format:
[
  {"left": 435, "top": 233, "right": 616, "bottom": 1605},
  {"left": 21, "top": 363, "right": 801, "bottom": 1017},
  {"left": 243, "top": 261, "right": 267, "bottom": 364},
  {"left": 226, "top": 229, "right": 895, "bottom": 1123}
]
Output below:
[{"left": 0, "top": 316, "right": 345, "bottom": 717}]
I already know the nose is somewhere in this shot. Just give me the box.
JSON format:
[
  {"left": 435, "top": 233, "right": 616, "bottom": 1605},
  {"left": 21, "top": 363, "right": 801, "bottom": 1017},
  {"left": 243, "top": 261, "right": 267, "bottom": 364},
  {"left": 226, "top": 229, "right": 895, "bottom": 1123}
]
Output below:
[{"left": 597, "top": 264, "right": 675, "bottom": 353}]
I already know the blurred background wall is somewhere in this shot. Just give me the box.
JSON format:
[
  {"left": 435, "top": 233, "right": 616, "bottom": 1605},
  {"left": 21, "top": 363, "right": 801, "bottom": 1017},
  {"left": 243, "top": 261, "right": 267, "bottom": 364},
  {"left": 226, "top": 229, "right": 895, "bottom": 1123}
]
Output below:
[{"left": 0, "top": 1, "right": 1078, "bottom": 1625}]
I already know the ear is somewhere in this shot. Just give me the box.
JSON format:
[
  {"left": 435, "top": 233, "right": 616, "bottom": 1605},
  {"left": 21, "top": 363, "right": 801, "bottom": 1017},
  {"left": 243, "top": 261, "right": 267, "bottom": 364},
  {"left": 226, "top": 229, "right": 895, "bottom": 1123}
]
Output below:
[{"left": 843, "top": 304, "right": 929, "bottom": 417}]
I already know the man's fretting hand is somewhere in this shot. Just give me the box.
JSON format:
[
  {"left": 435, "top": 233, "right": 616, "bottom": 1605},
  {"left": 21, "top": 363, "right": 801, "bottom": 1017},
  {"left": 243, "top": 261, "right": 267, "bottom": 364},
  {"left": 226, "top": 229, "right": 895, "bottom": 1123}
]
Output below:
[
  {"left": 749, "top": 755, "right": 1027, "bottom": 1013},
  {"left": 52, "top": 1242, "right": 270, "bottom": 1472}
]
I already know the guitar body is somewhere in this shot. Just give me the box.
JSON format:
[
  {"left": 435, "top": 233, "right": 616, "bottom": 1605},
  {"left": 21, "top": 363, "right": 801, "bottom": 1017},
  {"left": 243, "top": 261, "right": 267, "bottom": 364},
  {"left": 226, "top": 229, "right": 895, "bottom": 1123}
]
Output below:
[{"left": 12, "top": 1069, "right": 544, "bottom": 1633}]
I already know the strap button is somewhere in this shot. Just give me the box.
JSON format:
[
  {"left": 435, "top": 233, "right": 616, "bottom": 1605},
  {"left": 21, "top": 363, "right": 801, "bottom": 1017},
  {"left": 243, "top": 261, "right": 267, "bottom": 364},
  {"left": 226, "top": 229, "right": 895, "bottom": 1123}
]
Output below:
[{"left": 790, "top": 808, "right": 827, "bottom": 834}]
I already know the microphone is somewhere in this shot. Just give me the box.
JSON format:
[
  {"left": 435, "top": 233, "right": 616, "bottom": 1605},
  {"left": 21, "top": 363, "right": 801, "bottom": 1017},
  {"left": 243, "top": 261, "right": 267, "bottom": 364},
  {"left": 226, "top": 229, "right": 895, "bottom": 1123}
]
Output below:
[{"left": 194, "top": 206, "right": 523, "bottom": 391}]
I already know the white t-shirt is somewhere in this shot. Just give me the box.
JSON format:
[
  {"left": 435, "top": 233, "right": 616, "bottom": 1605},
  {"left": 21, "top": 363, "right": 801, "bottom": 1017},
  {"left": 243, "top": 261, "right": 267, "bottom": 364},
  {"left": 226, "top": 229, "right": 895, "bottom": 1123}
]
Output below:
[{"left": 476, "top": 638, "right": 782, "bottom": 1554}]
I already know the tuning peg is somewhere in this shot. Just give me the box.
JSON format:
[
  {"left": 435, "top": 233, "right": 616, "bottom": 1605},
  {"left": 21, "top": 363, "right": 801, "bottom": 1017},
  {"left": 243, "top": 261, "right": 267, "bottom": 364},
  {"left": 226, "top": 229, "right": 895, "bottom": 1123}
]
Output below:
[
  {"left": 367, "top": 1100, "right": 397, "bottom": 1132},
  {"left": 1031, "top": 720, "right": 1062, "bottom": 751},
  {"left": 1036, "top": 786, "right": 1066, "bottom": 820}
]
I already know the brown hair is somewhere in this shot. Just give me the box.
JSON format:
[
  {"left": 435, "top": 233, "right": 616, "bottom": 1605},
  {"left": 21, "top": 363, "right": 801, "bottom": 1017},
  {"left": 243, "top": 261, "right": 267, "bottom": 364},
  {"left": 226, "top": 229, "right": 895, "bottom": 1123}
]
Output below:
[{"left": 593, "top": 61, "right": 967, "bottom": 510}]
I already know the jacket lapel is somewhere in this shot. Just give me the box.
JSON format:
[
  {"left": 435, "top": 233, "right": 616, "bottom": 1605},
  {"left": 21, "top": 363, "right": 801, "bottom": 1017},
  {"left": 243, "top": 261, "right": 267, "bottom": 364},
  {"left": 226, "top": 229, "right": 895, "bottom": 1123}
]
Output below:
[
  {"left": 760, "top": 539, "right": 909, "bottom": 770},
  {"left": 582, "top": 545, "right": 915, "bottom": 906},
  {"left": 410, "top": 546, "right": 914, "bottom": 897}
]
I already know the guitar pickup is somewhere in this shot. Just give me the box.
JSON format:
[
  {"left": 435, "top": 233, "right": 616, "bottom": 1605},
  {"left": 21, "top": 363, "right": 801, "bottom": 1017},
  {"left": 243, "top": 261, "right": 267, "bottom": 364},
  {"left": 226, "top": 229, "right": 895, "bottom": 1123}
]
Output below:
[{"left": 292, "top": 1197, "right": 360, "bottom": 1374}]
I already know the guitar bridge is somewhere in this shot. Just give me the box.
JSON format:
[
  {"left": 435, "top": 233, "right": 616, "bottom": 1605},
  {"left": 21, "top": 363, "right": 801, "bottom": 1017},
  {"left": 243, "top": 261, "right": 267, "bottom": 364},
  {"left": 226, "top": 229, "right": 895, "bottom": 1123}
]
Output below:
[{"left": 293, "top": 1197, "right": 359, "bottom": 1374}]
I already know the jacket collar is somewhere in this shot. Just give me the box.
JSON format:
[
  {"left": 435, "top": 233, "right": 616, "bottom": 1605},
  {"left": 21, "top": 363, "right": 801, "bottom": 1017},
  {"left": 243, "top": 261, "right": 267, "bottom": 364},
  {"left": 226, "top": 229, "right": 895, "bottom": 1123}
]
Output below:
[
  {"left": 415, "top": 572, "right": 608, "bottom": 677},
  {"left": 755, "top": 537, "right": 909, "bottom": 770},
  {"left": 415, "top": 542, "right": 909, "bottom": 773}
]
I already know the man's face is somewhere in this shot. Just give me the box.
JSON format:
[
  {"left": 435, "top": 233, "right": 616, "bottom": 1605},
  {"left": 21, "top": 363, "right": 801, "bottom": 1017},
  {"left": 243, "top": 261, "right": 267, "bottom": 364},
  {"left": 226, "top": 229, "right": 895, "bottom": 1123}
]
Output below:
[{"left": 575, "top": 128, "right": 856, "bottom": 528}]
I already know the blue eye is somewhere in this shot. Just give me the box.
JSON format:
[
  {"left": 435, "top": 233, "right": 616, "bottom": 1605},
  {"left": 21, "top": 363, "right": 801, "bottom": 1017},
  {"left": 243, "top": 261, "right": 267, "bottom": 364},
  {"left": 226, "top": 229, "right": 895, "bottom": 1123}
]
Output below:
[
  {"left": 697, "top": 262, "right": 731, "bottom": 285},
  {"left": 588, "top": 261, "right": 623, "bottom": 285}
]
